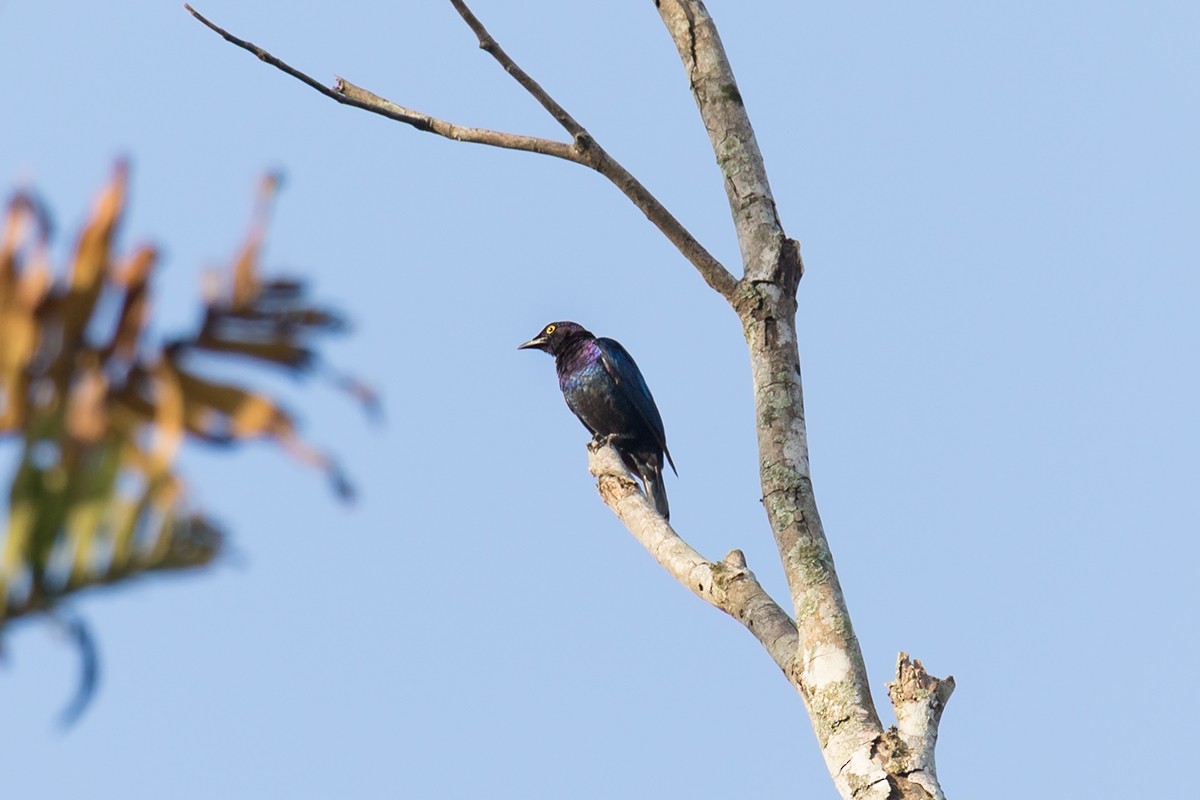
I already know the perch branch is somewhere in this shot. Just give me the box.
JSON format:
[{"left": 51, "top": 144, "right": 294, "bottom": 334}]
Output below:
[
  {"left": 184, "top": 2, "right": 739, "bottom": 301},
  {"left": 587, "top": 443, "right": 797, "bottom": 672}
]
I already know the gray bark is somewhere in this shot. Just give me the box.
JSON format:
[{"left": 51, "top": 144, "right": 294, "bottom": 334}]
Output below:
[{"left": 650, "top": 3, "right": 952, "bottom": 797}]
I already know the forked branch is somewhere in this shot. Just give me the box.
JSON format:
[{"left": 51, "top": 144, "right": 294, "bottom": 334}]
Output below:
[
  {"left": 448, "top": 0, "right": 587, "bottom": 139},
  {"left": 183, "top": 4, "right": 574, "bottom": 158},
  {"left": 184, "top": 3, "right": 738, "bottom": 300}
]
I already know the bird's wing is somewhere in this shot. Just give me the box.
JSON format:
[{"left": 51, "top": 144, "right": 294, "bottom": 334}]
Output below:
[{"left": 595, "top": 338, "right": 677, "bottom": 475}]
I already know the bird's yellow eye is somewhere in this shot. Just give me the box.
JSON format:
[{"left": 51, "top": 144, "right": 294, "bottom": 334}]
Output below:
[{"left": 545, "top": 324, "right": 556, "bottom": 335}]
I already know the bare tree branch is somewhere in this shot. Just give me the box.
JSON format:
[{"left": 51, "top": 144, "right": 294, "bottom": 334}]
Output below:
[
  {"left": 331, "top": 78, "right": 574, "bottom": 157},
  {"left": 448, "top": 0, "right": 587, "bottom": 140},
  {"left": 885, "top": 654, "right": 956, "bottom": 800},
  {"left": 655, "top": 0, "right": 800, "bottom": 290},
  {"left": 184, "top": 3, "right": 739, "bottom": 301},
  {"left": 654, "top": 3, "right": 954, "bottom": 798},
  {"left": 183, "top": 4, "right": 575, "bottom": 159},
  {"left": 587, "top": 443, "right": 797, "bottom": 672}
]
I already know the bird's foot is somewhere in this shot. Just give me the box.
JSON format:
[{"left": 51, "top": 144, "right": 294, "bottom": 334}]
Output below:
[{"left": 588, "top": 433, "right": 631, "bottom": 452}]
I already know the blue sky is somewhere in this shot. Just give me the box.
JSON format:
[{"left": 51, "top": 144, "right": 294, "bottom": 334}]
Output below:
[{"left": 2, "top": 1, "right": 1197, "bottom": 797}]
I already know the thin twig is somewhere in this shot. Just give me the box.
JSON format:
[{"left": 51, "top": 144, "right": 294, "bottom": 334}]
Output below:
[
  {"left": 585, "top": 145, "right": 738, "bottom": 300},
  {"left": 449, "top": 0, "right": 587, "bottom": 140},
  {"left": 184, "top": 2, "right": 739, "bottom": 300},
  {"left": 445, "top": 0, "right": 737, "bottom": 299},
  {"left": 184, "top": 4, "right": 574, "bottom": 158},
  {"left": 334, "top": 79, "right": 576, "bottom": 158}
]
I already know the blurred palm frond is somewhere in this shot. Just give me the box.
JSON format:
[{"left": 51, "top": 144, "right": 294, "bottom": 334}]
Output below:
[{"left": 0, "top": 164, "right": 371, "bottom": 721}]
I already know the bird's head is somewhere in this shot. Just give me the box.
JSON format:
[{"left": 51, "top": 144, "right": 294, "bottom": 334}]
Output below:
[{"left": 517, "top": 321, "right": 591, "bottom": 356}]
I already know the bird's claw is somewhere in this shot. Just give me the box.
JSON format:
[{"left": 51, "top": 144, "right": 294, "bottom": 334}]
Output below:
[{"left": 588, "top": 433, "right": 629, "bottom": 451}]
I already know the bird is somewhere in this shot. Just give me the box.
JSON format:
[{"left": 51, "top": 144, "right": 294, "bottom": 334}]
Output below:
[{"left": 519, "top": 321, "right": 676, "bottom": 519}]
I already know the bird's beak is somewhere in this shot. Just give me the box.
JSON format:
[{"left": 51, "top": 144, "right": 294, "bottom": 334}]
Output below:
[{"left": 517, "top": 336, "right": 548, "bottom": 351}]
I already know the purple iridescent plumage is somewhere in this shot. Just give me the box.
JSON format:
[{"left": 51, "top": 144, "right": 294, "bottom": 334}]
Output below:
[{"left": 519, "top": 321, "right": 675, "bottom": 518}]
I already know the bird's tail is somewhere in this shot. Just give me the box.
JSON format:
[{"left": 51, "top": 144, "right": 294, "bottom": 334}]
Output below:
[{"left": 641, "top": 464, "right": 670, "bottom": 521}]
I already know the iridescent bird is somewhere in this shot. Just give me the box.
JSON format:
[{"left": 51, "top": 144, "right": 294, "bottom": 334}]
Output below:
[{"left": 519, "top": 321, "right": 676, "bottom": 518}]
